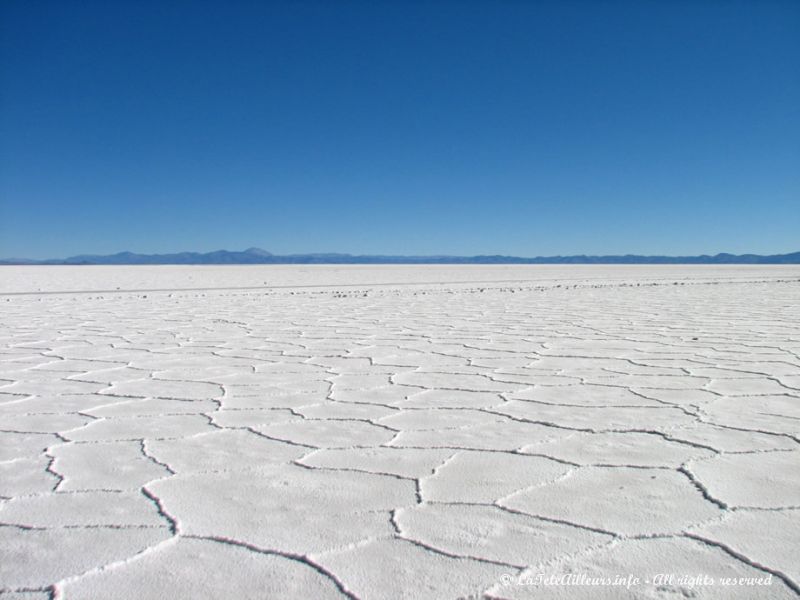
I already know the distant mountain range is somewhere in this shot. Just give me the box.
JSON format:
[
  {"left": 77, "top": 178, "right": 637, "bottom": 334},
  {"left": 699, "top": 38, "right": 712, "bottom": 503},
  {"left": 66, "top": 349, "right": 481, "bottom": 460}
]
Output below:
[{"left": 2, "top": 248, "right": 799, "bottom": 265}]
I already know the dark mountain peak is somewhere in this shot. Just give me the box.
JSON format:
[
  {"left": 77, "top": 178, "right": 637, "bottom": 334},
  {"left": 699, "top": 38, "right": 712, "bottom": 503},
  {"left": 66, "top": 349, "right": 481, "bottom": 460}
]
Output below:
[{"left": 244, "top": 247, "right": 272, "bottom": 256}]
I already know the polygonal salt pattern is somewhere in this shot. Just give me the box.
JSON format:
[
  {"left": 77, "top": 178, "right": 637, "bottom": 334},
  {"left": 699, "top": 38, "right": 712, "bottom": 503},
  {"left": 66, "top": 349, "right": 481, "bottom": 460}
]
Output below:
[
  {"left": 501, "top": 467, "right": 722, "bottom": 536},
  {"left": 0, "top": 266, "right": 798, "bottom": 598},
  {"left": 692, "top": 509, "right": 800, "bottom": 585},
  {"left": 687, "top": 451, "right": 800, "bottom": 509},
  {"left": 59, "top": 537, "right": 346, "bottom": 600}
]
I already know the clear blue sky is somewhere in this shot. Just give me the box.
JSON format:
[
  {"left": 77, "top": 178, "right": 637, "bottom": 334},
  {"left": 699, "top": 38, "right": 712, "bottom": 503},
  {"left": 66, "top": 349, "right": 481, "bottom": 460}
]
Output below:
[{"left": 1, "top": 0, "right": 798, "bottom": 259}]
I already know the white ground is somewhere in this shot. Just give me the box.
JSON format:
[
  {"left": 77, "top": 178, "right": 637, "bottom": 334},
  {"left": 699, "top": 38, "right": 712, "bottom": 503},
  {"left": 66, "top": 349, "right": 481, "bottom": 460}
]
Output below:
[{"left": 0, "top": 265, "right": 798, "bottom": 599}]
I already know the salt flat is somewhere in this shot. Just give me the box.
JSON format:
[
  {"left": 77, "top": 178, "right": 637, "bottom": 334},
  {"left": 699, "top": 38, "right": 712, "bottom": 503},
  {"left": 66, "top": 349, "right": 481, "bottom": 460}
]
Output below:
[{"left": 0, "top": 266, "right": 798, "bottom": 599}]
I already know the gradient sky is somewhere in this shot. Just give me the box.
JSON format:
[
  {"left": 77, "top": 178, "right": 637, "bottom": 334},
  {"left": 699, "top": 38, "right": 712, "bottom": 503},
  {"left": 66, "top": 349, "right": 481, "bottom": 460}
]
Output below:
[{"left": 1, "top": 0, "right": 798, "bottom": 259}]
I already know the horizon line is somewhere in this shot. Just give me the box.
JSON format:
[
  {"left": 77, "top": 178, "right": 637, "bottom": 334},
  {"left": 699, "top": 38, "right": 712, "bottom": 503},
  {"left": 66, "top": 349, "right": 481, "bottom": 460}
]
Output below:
[{"left": 2, "top": 247, "right": 799, "bottom": 265}]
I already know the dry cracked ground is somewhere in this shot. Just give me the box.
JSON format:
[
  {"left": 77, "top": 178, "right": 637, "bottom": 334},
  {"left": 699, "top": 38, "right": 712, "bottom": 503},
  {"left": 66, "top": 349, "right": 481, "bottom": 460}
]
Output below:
[{"left": 1, "top": 265, "right": 799, "bottom": 599}]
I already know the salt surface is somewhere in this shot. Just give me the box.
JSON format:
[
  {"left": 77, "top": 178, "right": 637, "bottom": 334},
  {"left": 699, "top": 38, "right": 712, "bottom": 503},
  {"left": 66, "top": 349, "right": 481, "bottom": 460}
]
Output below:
[{"left": 0, "top": 266, "right": 798, "bottom": 598}]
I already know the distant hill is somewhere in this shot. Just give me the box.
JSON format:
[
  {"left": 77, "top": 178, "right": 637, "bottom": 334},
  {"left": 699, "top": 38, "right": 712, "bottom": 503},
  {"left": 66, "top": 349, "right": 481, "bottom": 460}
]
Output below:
[{"left": 2, "top": 248, "right": 799, "bottom": 265}]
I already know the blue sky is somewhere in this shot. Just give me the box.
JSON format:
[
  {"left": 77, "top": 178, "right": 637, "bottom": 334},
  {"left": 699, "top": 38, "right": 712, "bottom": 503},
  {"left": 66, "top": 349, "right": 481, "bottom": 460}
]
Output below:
[{"left": 1, "top": 0, "right": 798, "bottom": 259}]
